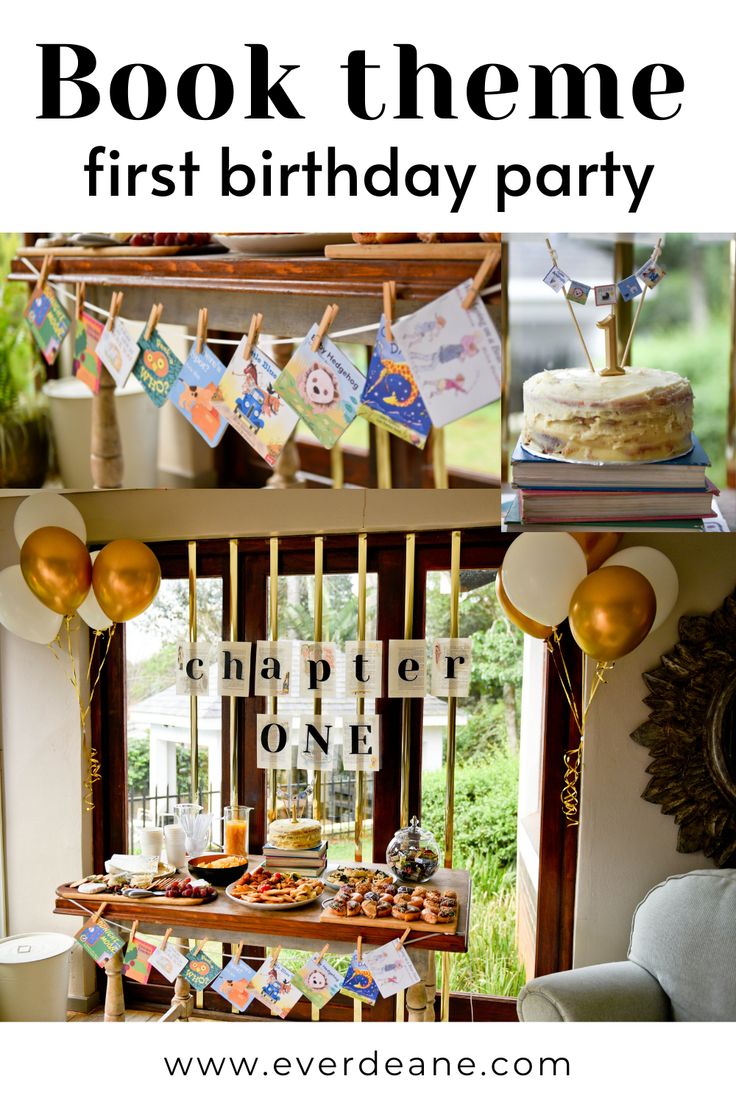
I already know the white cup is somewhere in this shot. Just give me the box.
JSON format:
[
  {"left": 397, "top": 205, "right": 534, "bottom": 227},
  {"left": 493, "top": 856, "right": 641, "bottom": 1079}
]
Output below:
[
  {"left": 140, "top": 827, "right": 163, "bottom": 859},
  {"left": 164, "top": 824, "right": 187, "bottom": 869}
]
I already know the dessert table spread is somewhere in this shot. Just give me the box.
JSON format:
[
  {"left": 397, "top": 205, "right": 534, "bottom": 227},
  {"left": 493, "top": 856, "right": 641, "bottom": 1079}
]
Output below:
[{"left": 54, "top": 865, "right": 471, "bottom": 1023}]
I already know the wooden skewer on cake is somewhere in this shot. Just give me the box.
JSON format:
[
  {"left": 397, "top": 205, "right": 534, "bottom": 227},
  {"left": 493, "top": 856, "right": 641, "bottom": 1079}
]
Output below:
[
  {"left": 620, "top": 236, "right": 663, "bottom": 367},
  {"left": 545, "top": 238, "right": 595, "bottom": 372}
]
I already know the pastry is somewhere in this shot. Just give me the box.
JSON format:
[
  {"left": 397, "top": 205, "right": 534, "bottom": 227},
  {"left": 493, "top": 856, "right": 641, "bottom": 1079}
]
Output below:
[
  {"left": 421, "top": 908, "right": 439, "bottom": 924},
  {"left": 376, "top": 901, "right": 392, "bottom": 918},
  {"left": 347, "top": 898, "right": 362, "bottom": 917},
  {"left": 522, "top": 367, "right": 694, "bottom": 463},
  {"left": 323, "top": 898, "right": 347, "bottom": 916},
  {"left": 267, "top": 817, "right": 322, "bottom": 850},
  {"left": 361, "top": 900, "right": 378, "bottom": 919},
  {"left": 352, "top": 233, "right": 416, "bottom": 245}
]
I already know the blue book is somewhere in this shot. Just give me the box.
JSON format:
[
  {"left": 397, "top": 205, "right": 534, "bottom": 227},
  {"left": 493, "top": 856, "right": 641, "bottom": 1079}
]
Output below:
[
  {"left": 511, "top": 435, "right": 710, "bottom": 491},
  {"left": 502, "top": 492, "right": 707, "bottom": 532}
]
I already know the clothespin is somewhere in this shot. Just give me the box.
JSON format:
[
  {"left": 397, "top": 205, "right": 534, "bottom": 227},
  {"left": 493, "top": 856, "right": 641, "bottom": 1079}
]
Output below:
[
  {"left": 398, "top": 927, "right": 411, "bottom": 948},
  {"left": 195, "top": 306, "right": 208, "bottom": 356},
  {"left": 356, "top": 936, "right": 362, "bottom": 960},
  {"left": 311, "top": 303, "right": 339, "bottom": 352},
  {"left": 232, "top": 942, "right": 244, "bottom": 966},
  {"left": 128, "top": 920, "right": 139, "bottom": 945},
  {"left": 75, "top": 282, "right": 86, "bottom": 322},
  {"left": 144, "top": 302, "right": 163, "bottom": 341},
  {"left": 383, "top": 280, "right": 396, "bottom": 342},
  {"left": 161, "top": 927, "right": 173, "bottom": 951},
  {"left": 36, "top": 253, "right": 54, "bottom": 294},
  {"left": 652, "top": 236, "right": 663, "bottom": 263},
  {"left": 271, "top": 944, "right": 282, "bottom": 966},
  {"left": 242, "top": 312, "right": 263, "bottom": 361},
  {"left": 462, "top": 250, "right": 497, "bottom": 310},
  {"left": 315, "top": 943, "right": 329, "bottom": 965},
  {"left": 194, "top": 938, "right": 207, "bottom": 956},
  {"left": 91, "top": 902, "right": 107, "bottom": 925},
  {"left": 105, "top": 290, "right": 124, "bottom": 333}
]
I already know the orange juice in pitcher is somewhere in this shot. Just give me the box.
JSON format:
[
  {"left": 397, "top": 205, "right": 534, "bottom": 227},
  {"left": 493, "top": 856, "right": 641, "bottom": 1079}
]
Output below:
[{"left": 224, "top": 805, "right": 252, "bottom": 856}]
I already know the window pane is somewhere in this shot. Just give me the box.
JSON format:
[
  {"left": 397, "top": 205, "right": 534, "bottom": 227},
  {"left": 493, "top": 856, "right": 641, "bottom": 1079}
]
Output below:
[
  {"left": 266, "top": 571, "right": 378, "bottom": 861},
  {"left": 126, "top": 576, "right": 224, "bottom": 854},
  {"left": 423, "top": 568, "right": 526, "bottom": 997}
]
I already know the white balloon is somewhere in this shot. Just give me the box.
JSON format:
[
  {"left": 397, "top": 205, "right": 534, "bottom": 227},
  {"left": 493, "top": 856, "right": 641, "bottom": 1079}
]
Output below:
[
  {"left": 77, "top": 551, "right": 113, "bottom": 631},
  {"left": 502, "top": 533, "right": 588, "bottom": 627},
  {"left": 602, "top": 547, "right": 679, "bottom": 632},
  {"left": 13, "top": 492, "right": 86, "bottom": 548},
  {"left": 0, "top": 564, "right": 63, "bottom": 644}
]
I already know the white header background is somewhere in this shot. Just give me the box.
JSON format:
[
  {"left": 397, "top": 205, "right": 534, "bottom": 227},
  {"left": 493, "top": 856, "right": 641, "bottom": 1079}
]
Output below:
[{"left": 0, "top": 3, "right": 731, "bottom": 228}]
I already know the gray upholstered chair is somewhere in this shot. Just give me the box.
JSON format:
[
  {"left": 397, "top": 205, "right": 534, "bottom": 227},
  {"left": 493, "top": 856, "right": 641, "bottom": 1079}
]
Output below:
[{"left": 517, "top": 869, "right": 736, "bottom": 1022}]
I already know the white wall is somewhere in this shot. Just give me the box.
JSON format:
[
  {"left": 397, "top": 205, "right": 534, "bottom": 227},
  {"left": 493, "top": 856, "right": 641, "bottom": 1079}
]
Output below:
[{"left": 574, "top": 533, "right": 736, "bottom": 968}]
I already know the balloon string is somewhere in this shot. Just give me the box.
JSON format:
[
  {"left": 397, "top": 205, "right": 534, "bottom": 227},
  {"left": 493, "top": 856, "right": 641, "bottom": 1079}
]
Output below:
[
  {"left": 547, "top": 631, "right": 582, "bottom": 737},
  {"left": 560, "top": 660, "right": 615, "bottom": 826}
]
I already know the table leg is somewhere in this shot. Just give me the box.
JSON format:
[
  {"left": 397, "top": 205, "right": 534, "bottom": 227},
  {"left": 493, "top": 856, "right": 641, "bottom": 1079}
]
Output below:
[
  {"left": 406, "top": 949, "right": 430, "bottom": 1023},
  {"left": 424, "top": 953, "right": 437, "bottom": 1022},
  {"left": 104, "top": 948, "right": 125, "bottom": 1022},
  {"left": 170, "top": 938, "right": 193, "bottom": 1022}
]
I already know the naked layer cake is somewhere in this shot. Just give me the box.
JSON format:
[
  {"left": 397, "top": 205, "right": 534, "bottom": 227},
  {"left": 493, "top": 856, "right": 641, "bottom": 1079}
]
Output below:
[
  {"left": 522, "top": 367, "right": 693, "bottom": 463},
  {"left": 267, "top": 817, "right": 322, "bottom": 850}
]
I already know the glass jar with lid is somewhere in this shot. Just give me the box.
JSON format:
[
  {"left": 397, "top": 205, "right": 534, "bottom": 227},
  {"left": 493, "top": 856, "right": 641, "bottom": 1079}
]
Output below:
[{"left": 385, "top": 816, "right": 440, "bottom": 882}]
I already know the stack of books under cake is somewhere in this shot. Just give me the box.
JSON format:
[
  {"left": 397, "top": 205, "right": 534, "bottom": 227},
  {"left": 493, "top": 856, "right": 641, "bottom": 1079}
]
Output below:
[
  {"left": 261, "top": 840, "right": 328, "bottom": 875},
  {"left": 507, "top": 436, "right": 717, "bottom": 530}
]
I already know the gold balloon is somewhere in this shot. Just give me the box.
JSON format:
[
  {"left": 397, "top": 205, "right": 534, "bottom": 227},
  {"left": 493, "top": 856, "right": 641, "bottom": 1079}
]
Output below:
[
  {"left": 92, "top": 540, "right": 161, "bottom": 623},
  {"left": 496, "top": 569, "right": 554, "bottom": 640},
  {"left": 571, "top": 532, "right": 622, "bottom": 573},
  {"left": 569, "top": 565, "right": 655, "bottom": 662},
  {"left": 20, "top": 526, "right": 92, "bottom": 616}
]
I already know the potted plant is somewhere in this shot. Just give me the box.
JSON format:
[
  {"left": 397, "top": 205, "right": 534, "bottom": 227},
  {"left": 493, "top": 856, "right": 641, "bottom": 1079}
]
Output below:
[{"left": 0, "top": 236, "right": 50, "bottom": 487}]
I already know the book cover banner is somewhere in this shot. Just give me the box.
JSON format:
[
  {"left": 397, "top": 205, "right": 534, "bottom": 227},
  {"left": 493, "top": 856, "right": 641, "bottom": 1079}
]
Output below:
[
  {"left": 182, "top": 948, "right": 221, "bottom": 991},
  {"left": 122, "top": 935, "right": 156, "bottom": 984},
  {"left": 363, "top": 939, "right": 420, "bottom": 999},
  {"left": 217, "top": 339, "right": 300, "bottom": 467},
  {"left": 73, "top": 311, "right": 105, "bottom": 394},
  {"left": 358, "top": 318, "right": 431, "bottom": 448},
  {"left": 135, "top": 327, "right": 183, "bottom": 407},
  {"left": 149, "top": 942, "right": 187, "bottom": 982},
  {"left": 293, "top": 953, "right": 343, "bottom": 1009},
  {"left": 96, "top": 318, "right": 140, "bottom": 386},
  {"left": 24, "top": 286, "right": 71, "bottom": 365},
  {"left": 75, "top": 919, "right": 126, "bottom": 967},
  {"left": 393, "top": 281, "right": 502, "bottom": 428},
  {"left": 212, "top": 958, "right": 257, "bottom": 1012},
  {"left": 274, "top": 325, "right": 364, "bottom": 448},
  {"left": 170, "top": 342, "right": 229, "bottom": 447},
  {"left": 339, "top": 952, "right": 379, "bottom": 1005},
  {"left": 251, "top": 956, "right": 302, "bottom": 1019}
]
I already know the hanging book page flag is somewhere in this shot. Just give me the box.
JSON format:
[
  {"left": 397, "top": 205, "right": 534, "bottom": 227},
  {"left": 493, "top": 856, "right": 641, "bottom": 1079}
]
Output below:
[
  {"left": 73, "top": 311, "right": 105, "bottom": 394},
  {"left": 299, "top": 641, "right": 338, "bottom": 698},
  {"left": 24, "top": 285, "right": 71, "bottom": 365},
  {"left": 170, "top": 343, "right": 229, "bottom": 447},
  {"left": 638, "top": 261, "right": 667, "bottom": 288},
  {"left": 341, "top": 715, "right": 381, "bottom": 772},
  {"left": 293, "top": 954, "right": 343, "bottom": 1009},
  {"left": 149, "top": 942, "right": 188, "bottom": 982},
  {"left": 340, "top": 952, "right": 379, "bottom": 1004},
  {"left": 430, "top": 638, "right": 473, "bottom": 698},
  {"left": 297, "top": 715, "right": 339, "bottom": 769},
  {"left": 135, "top": 328, "right": 183, "bottom": 407},
  {"left": 123, "top": 936, "right": 156, "bottom": 984},
  {"left": 212, "top": 959, "right": 257, "bottom": 1012},
  {"left": 254, "top": 640, "right": 295, "bottom": 696},
  {"left": 363, "top": 939, "right": 420, "bottom": 999},
  {"left": 344, "top": 640, "right": 383, "bottom": 697},
  {"left": 542, "top": 266, "right": 569, "bottom": 292},
  {"left": 216, "top": 340, "right": 300, "bottom": 468},
  {"left": 594, "top": 284, "right": 618, "bottom": 307},
  {"left": 217, "top": 642, "right": 252, "bottom": 696},
  {"left": 75, "top": 919, "right": 126, "bottom": 967},
  {"left": 256, "top": 714, "right": 293, "bottom": 770},
  {"left": 251, "top": 956, "right": 302, "bottom": 1019},
  {"left": 96, "top": 319, "right": 140, "bottom": 386},
  {"left": 175, "top": 642, "right": 212, "bottom": 695},
  {"left": 357, "top": 318, "right": 431, "bottom": 448},
  {"left": 566, "top": 281, "right": 590, "bottom": 306},
  {"left": 388, "top": 639, "right": 426, "bottom": 698},
  {"left": 617, "top": 275, "right": 643, "bottom": 302},
  {"left": 182, "top": 947, "right": 221, "bottom": 991},
  {"left": 274, "top": 325, "right": 365, "bottom": 448},
  {"left": 393, "top": 280, "right": 502, "bottom": 428}
]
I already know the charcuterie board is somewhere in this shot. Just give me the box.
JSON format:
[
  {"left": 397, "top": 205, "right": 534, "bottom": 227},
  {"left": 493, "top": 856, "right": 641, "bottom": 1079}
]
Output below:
[
  {"left": 324, "top": 242, "right": 501, "bottom": 262},
  {"left": 319, "top": 907, "right": 458, "bottom": 935},
  {"left": 57, "top": 885, "right": 215, "bottom": 907},
  {"left": 18, "top": 245, "right": 222, "bottom": 258}
]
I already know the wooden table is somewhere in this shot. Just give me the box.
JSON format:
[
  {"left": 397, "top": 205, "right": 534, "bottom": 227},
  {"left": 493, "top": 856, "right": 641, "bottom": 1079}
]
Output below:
[{"left": 55, "top": 867, "right": 471, "bottom": 1023}]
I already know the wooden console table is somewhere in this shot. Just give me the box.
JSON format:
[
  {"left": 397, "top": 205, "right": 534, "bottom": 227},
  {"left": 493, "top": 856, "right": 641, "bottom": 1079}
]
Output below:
[{"left": 55, "top": 867, "right": 471, "bottom": 1023}]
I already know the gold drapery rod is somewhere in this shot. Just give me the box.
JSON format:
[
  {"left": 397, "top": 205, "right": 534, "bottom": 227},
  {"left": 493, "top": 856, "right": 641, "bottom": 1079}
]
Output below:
[
  {"left": 441, "top": 529, "right": 462, "bottom": 1024},
  {"left": 354, "top": 532, "right": 368, "bottom": 862},
  {"left": 188, "top": 541, "right": 198, "bottom": 801},
  {"left": 312, "top": 536, "right": 324, "bottom": 823},
  {"left": 229, "top": 538, "right": 239, "bottom": 807},
  {"left": 267, "top": 537, "right": 279, "bottom": 824}
]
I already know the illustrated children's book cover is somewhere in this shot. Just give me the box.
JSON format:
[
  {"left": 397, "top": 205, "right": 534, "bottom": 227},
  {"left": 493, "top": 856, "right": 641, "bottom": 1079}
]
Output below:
[
  {"left": 363, "top": 938, "right": 420, "bottom": 999},
  {"left": 135, "top": 327, "right": 183, "bottom": 407},
  {"left": 251, "top": 955, "right": 302, "bottom": 1019},
  {"left": 358, "top": 318, "right": 431, "bottom": 448},
  {"left": 339, "top": 952, "right": 380, "bottom": 1005},
  {"left": 293, "top": 953, "right": 343, "bottom": 1009},
  {"left": 24, "top": 286, "right": 71, "bottom": 365},
  {"left": 216, "top": 339, "right": 300, "bottom": 467},
  {"left": 149, "top": 942, "right": 188, "bottom": 982},
  {"left": 169, "top": 343, "right": 229, "bottom": 447},
  {"left": 393, "top": 280, "right": 502, "bottom": 428},
  {"left": 181, "top": 947, "right": 221, "bottom": 991},
  {"left": 274, "top": 324, "right": 365, "bottom": 448},
  {"left": 73, "top": 311, "right": 105, "bottom": 394},
  {"left": 122, "top": 935, "right": 156, "bottom": 984},
  {"left": 75, "top": 919, "right": 126, "bottom": 967},
  {"left": 212, "top": 959, "right": 257, "bottom": 1012},
  {"left": 96, "top": 318, "right": 140, "bottom": 387}
]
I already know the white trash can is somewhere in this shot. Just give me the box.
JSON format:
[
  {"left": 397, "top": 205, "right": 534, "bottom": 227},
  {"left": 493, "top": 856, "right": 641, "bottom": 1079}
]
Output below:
[{"left": 0, "top": 932, "right": 75, "bottom": 1021}]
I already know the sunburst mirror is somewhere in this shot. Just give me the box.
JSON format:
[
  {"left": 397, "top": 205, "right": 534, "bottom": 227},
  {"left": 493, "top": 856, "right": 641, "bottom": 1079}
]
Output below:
[{"left": 630, "top": 587, "right": 736, "bottom": 867}]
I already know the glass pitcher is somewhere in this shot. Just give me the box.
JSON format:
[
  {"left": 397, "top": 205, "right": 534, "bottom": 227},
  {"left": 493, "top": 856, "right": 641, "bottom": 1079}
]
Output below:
[
  {"left": 174, "top": 802, "right": 212, "bottom": 857},
  {"left": 223, "top": 805, "right": 253, "bottom": 857}
]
